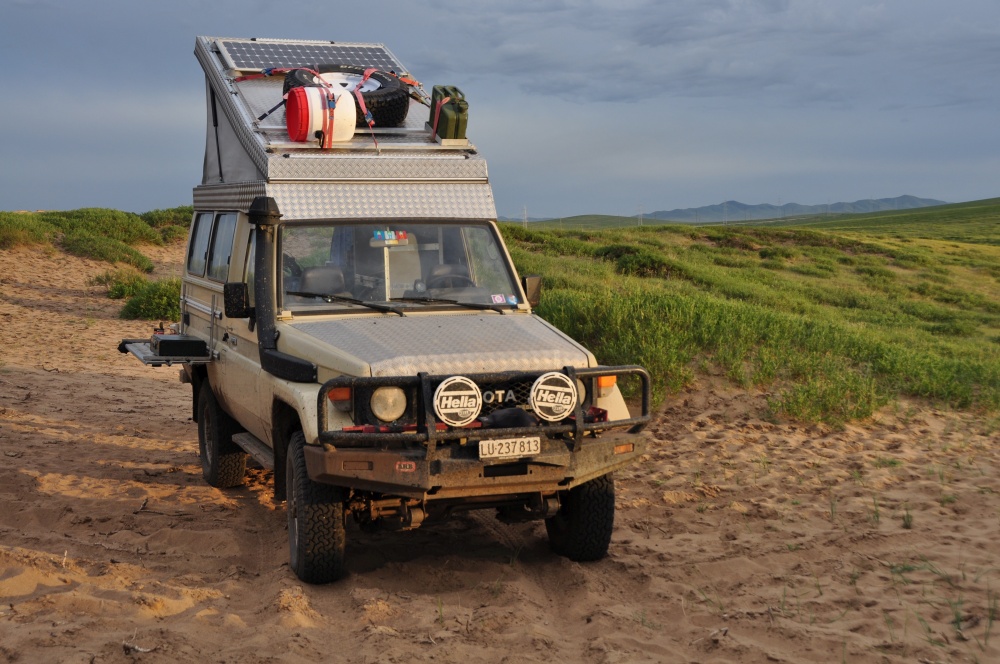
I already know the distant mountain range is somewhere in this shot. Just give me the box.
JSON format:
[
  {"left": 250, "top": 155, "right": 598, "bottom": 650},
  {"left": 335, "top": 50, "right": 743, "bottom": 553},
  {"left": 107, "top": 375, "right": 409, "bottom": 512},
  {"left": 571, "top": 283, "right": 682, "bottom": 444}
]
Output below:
[
  {"left": 642, "top": 195, "right": 947, "bottom": 224},
  {"left": 499, "top": 195, "right": 948, "bottom": 224}
]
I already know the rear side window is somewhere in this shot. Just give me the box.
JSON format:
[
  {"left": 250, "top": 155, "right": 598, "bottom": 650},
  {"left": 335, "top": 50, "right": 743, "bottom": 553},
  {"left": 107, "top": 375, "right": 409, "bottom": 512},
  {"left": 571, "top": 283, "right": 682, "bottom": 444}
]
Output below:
[
  {"left": 187, "top": 212, "right": 213, "bottom": 276},
  {"left": 207, "top": 213, "right": 238, "bottom": 281}
]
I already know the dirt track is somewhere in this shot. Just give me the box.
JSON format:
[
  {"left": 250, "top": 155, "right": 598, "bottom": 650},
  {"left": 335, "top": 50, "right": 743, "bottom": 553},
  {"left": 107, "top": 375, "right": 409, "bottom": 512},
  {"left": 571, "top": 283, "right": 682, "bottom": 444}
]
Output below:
[{"left": 1, "top": 245, "right": 999, "bottom": 663}]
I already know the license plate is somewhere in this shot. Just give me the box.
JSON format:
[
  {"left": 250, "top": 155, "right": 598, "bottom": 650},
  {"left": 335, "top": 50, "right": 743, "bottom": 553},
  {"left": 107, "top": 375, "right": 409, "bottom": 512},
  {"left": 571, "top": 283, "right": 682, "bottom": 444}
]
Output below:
[{"left": 479, "top": 436, "right": 541, "bottom": 460}]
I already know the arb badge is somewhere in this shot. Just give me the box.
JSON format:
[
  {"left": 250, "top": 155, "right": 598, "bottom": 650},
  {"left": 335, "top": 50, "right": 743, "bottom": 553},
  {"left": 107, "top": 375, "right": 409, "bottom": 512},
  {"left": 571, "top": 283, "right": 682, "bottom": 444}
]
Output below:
[
  {"left": 530, "top": 372, "right": 577, "bottom": 422},
  {"left": 433, "top": 376, "right": 482, "bottom": 427}
]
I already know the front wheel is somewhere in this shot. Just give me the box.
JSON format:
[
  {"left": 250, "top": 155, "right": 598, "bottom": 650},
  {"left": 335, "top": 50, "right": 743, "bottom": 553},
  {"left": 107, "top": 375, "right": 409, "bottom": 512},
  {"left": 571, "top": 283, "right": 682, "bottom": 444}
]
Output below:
[
  {"left": 286, "top": 432, "right": 347, "bottom": 583},
  {"left": 545, "top": 474, "right": 615, "bottom": 562},
  {"left": 197, "top": 383, "right": 247, "bottom": 488}
]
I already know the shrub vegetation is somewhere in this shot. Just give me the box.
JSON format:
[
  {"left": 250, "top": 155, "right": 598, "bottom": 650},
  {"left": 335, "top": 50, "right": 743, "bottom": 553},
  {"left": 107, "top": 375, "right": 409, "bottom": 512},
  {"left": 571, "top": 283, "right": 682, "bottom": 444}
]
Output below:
[
  {"left": 120, "top": 278, "right": 181, "bottom": 320},
  {"left": 0, "top": 205, "right": 193, "bottom": 269},
  {"left": 501, "top": 199, "right": 1000, "bottom": 424}
]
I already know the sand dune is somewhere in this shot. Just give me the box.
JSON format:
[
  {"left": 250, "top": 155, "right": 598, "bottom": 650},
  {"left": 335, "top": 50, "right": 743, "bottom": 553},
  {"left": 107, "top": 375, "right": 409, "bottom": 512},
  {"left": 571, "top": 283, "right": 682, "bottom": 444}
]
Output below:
[{"left": 1, "top": 244, "right": 998, "bottom": 663}]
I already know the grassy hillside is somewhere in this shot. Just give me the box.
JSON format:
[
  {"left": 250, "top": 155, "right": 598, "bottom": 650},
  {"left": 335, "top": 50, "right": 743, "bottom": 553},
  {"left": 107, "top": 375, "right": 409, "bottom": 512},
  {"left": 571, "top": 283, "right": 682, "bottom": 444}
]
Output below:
[
  {"left": 500, "top": 212, "right": 1000, "bottom": 424},
  {"left": 533, "top": 198, "right": 1000, "bottom": 246},
  {"left": 0, "top": 206, "right": 193, "bottom": 271},
  {"left": 0, "top": 206, "right": 192, "bottom": 319},
  {"left": 531, "top": 214, "right": 640, "bottom": 231},
  {"left": 769, "top": 197, "right": 1000, "bottom": 245}
]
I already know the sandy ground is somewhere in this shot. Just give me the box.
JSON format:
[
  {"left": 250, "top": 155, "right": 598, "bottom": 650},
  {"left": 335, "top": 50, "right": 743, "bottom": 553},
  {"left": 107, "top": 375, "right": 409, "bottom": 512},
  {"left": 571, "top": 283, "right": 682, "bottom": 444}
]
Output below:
[{"left": 1, "top": 243, "right": 999, "bottom": 663}]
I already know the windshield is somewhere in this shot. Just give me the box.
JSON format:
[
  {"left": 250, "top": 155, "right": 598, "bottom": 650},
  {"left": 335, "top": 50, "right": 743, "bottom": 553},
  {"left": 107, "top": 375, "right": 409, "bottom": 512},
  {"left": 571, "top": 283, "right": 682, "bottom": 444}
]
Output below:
[{"left": 279, "top": 221, "right": 521, "bottom": 313}]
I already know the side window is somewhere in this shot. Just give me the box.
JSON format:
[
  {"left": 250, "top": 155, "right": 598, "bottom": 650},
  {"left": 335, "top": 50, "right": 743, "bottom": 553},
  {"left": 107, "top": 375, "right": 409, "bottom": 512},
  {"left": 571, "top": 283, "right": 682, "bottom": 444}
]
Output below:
[
  {"left": 244, "top": 234, "right": 256, "bottom": 307},
  {"left": 187, "top": 212, "right": 213, "bottom": 276},
  {"left": 207, "top": 213, "right": 238, "bottom": 282}
]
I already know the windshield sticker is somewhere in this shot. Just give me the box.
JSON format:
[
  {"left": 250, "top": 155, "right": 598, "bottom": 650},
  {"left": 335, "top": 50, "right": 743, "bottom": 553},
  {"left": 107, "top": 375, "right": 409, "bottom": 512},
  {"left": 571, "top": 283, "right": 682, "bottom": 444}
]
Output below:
[
  {"left": 491, "top": 294, "right": 505, "bottom": 304},
  {"left": 373, "top": 230, "right": 408, "bottom": 245},
  {"left": 505, "top": 295, "right": 518, "bottom": 305}
]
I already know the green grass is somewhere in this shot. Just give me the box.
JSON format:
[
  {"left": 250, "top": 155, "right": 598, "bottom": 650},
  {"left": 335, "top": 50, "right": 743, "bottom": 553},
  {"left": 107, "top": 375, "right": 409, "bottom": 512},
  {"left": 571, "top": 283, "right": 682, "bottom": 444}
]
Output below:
[
  {"left": 90, "top": 267, "right": 150, "bottom": 299},
  {"left": 60, "top": 228, "right": 154, "bottom": 272},
  {"left": 120, "top": 278, "right": 181, "bottom": 320},
  {"left": 0, "top": 206, "right": 192, "bottom": 271},
  {"left": 770, "top": 198, "right": 1000, "bottom": 245},
  {"left": 501, "top": 200, "right": 1000, "bottom": 423},
  {"left": 140, "top": 206, "right": 194, "bottom": 242}
]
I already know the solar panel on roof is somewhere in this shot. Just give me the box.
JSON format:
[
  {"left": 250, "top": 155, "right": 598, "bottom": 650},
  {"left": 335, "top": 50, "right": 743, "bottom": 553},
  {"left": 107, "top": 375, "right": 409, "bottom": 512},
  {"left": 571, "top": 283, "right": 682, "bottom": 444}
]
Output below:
[{"left": 220, "top": 40, "right": 404, "bottom": 73}]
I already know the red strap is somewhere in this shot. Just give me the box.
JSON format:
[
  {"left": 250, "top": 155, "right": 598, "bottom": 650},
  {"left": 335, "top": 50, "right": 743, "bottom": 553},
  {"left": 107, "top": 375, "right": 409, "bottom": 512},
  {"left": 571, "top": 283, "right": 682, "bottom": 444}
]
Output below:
[
  {"left": 387, "top": 72, "right": 420, "bottom": 86},
  {"left": 350, "top": 69, "right": 380, "bottom": 151},
  {"left": 353, "top": 88, "right": 373, "bottom": 127},
  {"left": 324, "top": 91, "right": 336, "bottom": 148},
  {"left": 234, "top": 67, "right": 323, "bottom": 83},
  {"left": 352, "top": 69, "right": 378, "bottom": 128},
  {"left": 320, "top": 90, "right": 329, "bottom": 148},
  {"left": 432, "top": 96, "right": 451, "bottom": 136}
]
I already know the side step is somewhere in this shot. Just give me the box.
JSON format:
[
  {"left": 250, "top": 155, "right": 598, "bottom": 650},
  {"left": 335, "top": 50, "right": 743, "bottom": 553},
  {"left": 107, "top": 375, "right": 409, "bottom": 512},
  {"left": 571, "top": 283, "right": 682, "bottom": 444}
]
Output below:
[{"left": 232, "top": 433, "right": 274, "bottom": 470}]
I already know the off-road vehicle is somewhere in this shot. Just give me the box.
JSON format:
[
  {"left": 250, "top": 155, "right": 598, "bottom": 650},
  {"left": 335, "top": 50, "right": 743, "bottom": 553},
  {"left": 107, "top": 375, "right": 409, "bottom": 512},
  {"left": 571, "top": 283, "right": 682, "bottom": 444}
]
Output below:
[{"left": 121, "top": 36, "right": 650, "bottom": 583}]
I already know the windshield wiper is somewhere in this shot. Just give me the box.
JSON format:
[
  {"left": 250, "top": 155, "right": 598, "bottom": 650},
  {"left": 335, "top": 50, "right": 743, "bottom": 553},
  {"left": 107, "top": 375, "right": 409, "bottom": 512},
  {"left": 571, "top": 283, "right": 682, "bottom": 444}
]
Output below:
[
  {"left": 287, "top": 291, "right": 405, "bottom": 316},
  {"left": 390, "top": 296, "right": 513, "bottom": 314}
]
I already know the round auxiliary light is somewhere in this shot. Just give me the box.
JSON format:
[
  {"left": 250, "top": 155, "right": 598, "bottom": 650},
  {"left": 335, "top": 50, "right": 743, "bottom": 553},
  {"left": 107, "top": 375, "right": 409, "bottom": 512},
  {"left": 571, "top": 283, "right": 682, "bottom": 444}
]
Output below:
[
  {"left": 370, "top": 386, "right": 407, "bottom": 422},
  {"left": 433, "top": 376, "right": 482, "bottom": 427},
  {"left": 530, "top": 372, "right": 578, "bottom": 422}
]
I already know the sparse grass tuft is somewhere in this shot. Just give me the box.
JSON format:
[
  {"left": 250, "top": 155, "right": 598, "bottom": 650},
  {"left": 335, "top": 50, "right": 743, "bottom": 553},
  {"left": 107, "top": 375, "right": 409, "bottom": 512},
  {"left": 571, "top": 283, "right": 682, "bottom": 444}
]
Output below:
[{"left": 90, "top": 266, "right": 149, "bottom": 299}]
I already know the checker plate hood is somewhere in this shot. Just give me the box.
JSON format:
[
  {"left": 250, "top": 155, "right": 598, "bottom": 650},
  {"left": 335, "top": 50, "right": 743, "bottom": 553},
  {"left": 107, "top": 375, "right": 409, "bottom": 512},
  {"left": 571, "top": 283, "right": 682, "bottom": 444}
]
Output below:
[{"left": 290, "top": 314, "right": 593, "bottom": 377}]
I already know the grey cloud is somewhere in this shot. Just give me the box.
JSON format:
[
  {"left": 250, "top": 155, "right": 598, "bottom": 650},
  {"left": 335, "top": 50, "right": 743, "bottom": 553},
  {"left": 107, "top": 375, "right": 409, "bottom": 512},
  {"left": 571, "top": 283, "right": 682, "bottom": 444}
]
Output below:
[{"left": 407, "top": 0, "right": 999, "bottom": 112}]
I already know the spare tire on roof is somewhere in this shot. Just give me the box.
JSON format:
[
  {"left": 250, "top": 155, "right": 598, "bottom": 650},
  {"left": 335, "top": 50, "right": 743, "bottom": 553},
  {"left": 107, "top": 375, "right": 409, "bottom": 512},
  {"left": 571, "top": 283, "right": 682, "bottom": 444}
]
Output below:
[
  {"left": 315, "top": 64, "right": 410, "bottom": 128},
  {"left": 282, "top": 68, "right": 323, "bottom": 95}
]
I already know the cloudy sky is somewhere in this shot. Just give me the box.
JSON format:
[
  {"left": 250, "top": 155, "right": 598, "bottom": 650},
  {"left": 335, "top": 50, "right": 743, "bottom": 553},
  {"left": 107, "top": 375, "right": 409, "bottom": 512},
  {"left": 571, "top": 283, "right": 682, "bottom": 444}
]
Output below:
[{"left": 2, "top": 0, "right": 998, "bottom": 218}]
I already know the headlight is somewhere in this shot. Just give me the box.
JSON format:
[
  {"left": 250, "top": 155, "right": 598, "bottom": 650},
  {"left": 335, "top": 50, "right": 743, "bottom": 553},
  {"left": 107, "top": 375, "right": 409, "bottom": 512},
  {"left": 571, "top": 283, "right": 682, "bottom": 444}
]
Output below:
[{"left": 370, "top": 386, "right": 407, "bottom": 422}]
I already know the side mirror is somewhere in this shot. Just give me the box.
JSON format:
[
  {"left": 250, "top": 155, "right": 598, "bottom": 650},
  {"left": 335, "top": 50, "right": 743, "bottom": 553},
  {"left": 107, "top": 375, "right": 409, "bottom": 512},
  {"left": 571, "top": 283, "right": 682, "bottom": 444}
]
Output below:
[
  {"left": 223, "top": 282, "right": 254, "bottom": 319},
  {"left": 521, "top": 275, "right": 542, "bottom": 309}
]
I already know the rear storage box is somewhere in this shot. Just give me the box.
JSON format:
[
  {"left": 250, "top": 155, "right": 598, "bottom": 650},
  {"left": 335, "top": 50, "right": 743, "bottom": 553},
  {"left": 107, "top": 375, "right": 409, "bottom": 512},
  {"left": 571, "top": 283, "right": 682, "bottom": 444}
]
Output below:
[{"left": 150, "top": 335, "right": 208, "bottom": 357}]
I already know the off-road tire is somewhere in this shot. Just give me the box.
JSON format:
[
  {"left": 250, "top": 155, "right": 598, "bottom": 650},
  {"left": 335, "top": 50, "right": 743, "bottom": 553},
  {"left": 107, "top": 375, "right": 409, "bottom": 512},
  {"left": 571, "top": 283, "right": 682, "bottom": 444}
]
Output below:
[
  {"left": 282, "top": 68, "right": 322, "bottom": 95},
  {"left": 197, "top": 384, "right": 247, "bottom": 488},
  {"left": 545, "top": 474, "right": 615, "bottom": 561},
  {"left": 315, "top": 64, "right": 410, "bottom": 128},
  {"left": 286, "top": 431, "right": 347, "bottom": 583}
]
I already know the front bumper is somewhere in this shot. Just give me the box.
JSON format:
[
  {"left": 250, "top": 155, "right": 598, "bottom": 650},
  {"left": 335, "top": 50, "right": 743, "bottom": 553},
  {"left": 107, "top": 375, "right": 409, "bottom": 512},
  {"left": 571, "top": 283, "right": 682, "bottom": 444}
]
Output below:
[
  {"left": 304, "top": 428, "right": 648, "bottom": 500},
  {"left": 309, "top": 365, "right": 651, "bottom": 499}
]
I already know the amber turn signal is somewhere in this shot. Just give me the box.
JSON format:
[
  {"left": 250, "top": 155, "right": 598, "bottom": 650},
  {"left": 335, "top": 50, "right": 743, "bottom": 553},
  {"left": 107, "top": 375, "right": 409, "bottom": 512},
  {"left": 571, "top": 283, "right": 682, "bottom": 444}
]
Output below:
[
  {"left": 596, "top": 375, "right": 617, "bottom": 389},
  {"left": 328, "top": 387, "right": 352, "bottom": 402}
]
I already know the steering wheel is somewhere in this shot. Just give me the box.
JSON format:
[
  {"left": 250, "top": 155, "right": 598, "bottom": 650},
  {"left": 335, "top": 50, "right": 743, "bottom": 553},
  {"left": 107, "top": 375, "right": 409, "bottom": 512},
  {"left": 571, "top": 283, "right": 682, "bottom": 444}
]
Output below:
[
  {"left": 426, "top": 274, "right": 476, "bottom": 289},
  {"left": 282, "top": 253, "right": 303, "bottom": 278}
]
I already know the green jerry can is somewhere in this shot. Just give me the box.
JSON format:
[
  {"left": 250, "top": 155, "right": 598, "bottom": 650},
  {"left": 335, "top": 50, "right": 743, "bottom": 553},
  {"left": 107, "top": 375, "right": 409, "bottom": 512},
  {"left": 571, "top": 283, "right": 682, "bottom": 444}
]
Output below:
[{"left": 429, "top": 85, "right": 469, "bottom": 140}]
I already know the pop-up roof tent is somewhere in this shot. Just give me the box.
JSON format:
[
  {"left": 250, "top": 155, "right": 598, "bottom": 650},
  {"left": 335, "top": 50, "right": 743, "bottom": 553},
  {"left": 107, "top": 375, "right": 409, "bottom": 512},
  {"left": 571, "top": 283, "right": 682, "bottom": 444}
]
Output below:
[{"left": 193, "top": 36, "right": 495, "bottom": 220}]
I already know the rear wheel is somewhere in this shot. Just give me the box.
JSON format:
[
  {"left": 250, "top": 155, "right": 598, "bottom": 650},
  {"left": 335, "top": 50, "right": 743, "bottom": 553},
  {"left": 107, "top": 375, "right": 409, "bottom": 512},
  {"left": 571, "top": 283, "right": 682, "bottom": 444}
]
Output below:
[
  {"left": 286, "top": 431, "right": 347, "bottom": 583},
  {"left": 545, "top": 474, "right": 615, "bottom": 561},
  {"left": 197, "top": 384, "right": 247, "bottom": 488}
]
